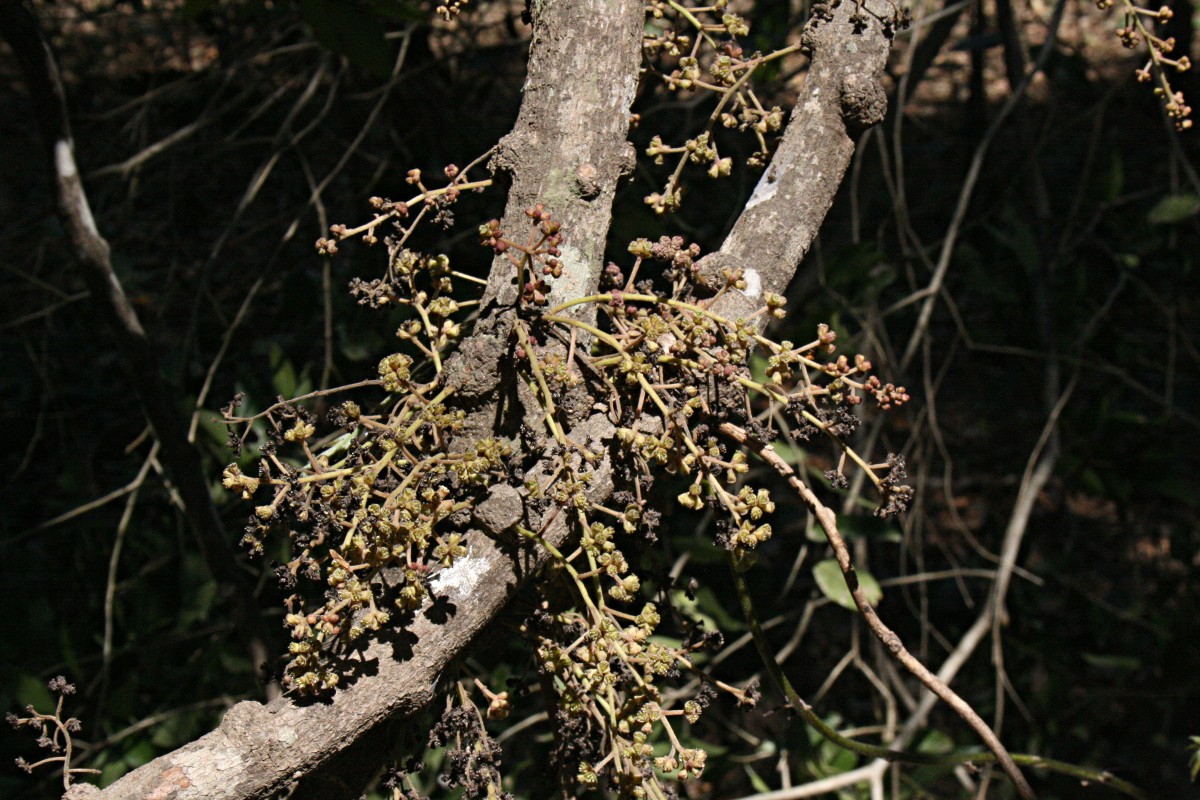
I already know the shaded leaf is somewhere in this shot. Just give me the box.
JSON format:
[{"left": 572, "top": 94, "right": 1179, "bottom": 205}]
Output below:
[
  {"left": 300, "top": 0, "right": 394, "bottom": 77},
  {"left": 813, "top": 559, "right": 882, "bottom": 610},
  {"left": 1147, "top": 194, "right": 1199, "bottom": 225}
]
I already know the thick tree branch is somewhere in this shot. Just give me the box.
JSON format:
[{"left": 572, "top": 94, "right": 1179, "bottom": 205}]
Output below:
[
  {"left": 698, "top": 0, "right": 893, "bottom": 328},
  {"left": 76, "top": 1, "right": 643, "bottom": 797},
  {"left": 50, "top": 2, "right": 909, "bottom": 797}
]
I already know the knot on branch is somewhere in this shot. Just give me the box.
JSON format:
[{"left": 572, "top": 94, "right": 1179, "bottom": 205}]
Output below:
[
  {"left": 474, "top": 484, "right": 525, "bottom": 535},
  {"left": 839, "top": 73, "right": 888, "bottom": 134}
]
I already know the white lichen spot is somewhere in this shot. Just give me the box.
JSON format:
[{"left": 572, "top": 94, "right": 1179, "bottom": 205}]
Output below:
[
  {"left": 78, "top": 199, "right": 100, "bottom": 238},
  {"left": 548, "top": 243, "right": 592, "bottom": 306},
  {"left": 804, "top": 87, "right": 823, "bottom": 116},
  {"left": 745, "top": 172, "right": 779, "bottom": 210},
  {"left": 742, "top": 268, "right": 762, "bottom": 299},
  {"left": 56, "top": 140, "right": 101, "bottom": 237},
  {"left": 277, "top": 728, "right": 298, "bottom": 745},
  {"left": 431, "top": 548, "right": 484, "bottom": 600},
  {"left": 55, "top": 140, "right": 77, "bottom": 179}
]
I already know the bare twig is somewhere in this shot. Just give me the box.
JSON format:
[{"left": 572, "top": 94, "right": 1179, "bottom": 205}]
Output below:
[
  {"left": 721, "top": 421, "right": 1037, "bottom": 800},
  {"left": 898, "top": 0, "right": 1069, "bottom": 371}
]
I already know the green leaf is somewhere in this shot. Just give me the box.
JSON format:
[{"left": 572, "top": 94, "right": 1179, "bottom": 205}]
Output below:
[
  {"left": 744, "top": 765, "right": 772, "bottom": 794},
  {"left": 812, "top": 559, "right": 882, "bottom": 610},
  {"left": 179, "top": 554, "right": 219, "bottom": 626},
  {"left": 196, "top": 408, "right": 231, "bottom": 448},
  {"left": 1102, "top": 152, "right": 1124, "bottom": 202},
  {"left": 270, "top": 344, "right": 298, "bottom": 398},
  {"left": 99, "top": 761, "right": 128, "bottom": 788},
  {"left": 123, "top": 740, "right": 157, "bottom": 769},
  {"left": 671, "top": 585, "right": 746, "bottom": 633},
  {"left": 181, "top": 0, "right": 217, "bottom": 18},
  {"left": 362, "top": 0, "right": 425, "bottom": 21},
  {"left": 669, "top": 532, "right": 725, "bottom": 564},
  {"left": 1081, "top": 652, "right": 1141, "bottom": 671},
  {"left": 14, "top": 674, "right": 54, "bottom": 714},
  {"left": 1155, "top": 477, "right": 1200, "bottom": 508},
  {"left": 749, "top": 352, "right": 770, "bottom": 384},
  {"left": 916, "top": 728, "right": 955, "bottom": 754},
  {"left": 1147, "top": 193, "right": 1200, "bottom": 225},
  {"left": 990, "top": 207, "right": 1040, "bottom": 274},
  {"left": 301, "top": 0, "right": 395, "bottom": 77},
  {"left": 838, "top": 515, "right": 902, "bottom": 543}
]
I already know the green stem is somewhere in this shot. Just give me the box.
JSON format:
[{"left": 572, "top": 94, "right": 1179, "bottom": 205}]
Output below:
[{"left": 514, "top": 321, "right": 569, "bottom": 447}]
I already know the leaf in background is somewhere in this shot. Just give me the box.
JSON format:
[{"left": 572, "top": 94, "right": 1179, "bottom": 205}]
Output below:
[
  {"left": 743, "top": 765, "right": 772, "bottom": 794},
  {"left": 300, "top": 0, "right": 394, "bottom": 77},
  {"left": 749, "top": 352, "right": 769, "bottom": 384},
  {"left": 1103, "top": 151, "right": 1124, "bottom": 202},
  {"left": 991, "top": 206, "right": 1040, "bottom": 275},
  {"left": 181, "top": 0, "right": 217, "bottom": 18},
  {"left": 1081, "top": 652, "right": 1141, "bottom": 671},
  {"left": 269, "top": 344, "right": 311, "bottom": 398},
  {"left": 179, "top": 554, "right": 219, "bottom": 627},
  {"left": 813, "top": 559, "right": 882, "bottom": 610},
  {"left": 196, "top": 408, "right": 231, "bottom": 448},
  {"left": 363, "top": 0, "right": 425, "bottom": 21},
  {"left": 99, "top": 761, "right": 128, "bottom": 788},
  {"left": 1147, "top": 193, "right": 1200, "bottom": 225},
  {"left": 671, "top": 585, "right": 746, "bottom": 633},
  {"left": 916, "top": 728, "right": 954, "bottom": 754},
  {"left": 837, "top": 515, "right": 902, "bottom": 543},
  {"left": 13, "top": 673, "right": 53, "bottom": 715},
  {"left": 123, "top": 739, "right": 157, "bottom": 769}
]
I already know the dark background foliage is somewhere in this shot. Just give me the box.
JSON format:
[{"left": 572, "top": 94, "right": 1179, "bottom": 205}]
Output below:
[{"left": 1, "top": 0, "right": 1198, "bottom": 797}]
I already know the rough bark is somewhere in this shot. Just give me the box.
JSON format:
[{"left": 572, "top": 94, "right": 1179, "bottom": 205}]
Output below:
[
  {"left": 700, "top": 0, "right": 894, "bottom": 327},
  {"left": 45, "top": 0, "right": 900, "bottom": 797}
]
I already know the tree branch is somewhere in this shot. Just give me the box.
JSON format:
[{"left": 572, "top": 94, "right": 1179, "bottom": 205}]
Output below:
[
  {"left": 0, "top": 0, "right": 275, "bottom": 688},
  {"left": 698, "top": 0, "right": 894, "bottom": 322},
  {"left": 721, "top": 421, "right": 1036, "bottom": 800},
  {"left": 74, "top": 1, "right": 643, "bottom": 797}
]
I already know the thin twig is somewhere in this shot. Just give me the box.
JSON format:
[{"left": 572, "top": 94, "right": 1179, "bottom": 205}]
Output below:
[
  {"left": 0, "top": 0, "right": 274, "bottom": 682},
  {"left": 898, "top": 0, "right": 1069, "bottom": 372},
  {"left": 721, "top": 421, "right": 1037, "bottom": 800}
]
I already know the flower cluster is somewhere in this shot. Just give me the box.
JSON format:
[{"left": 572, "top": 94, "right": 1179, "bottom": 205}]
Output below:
[
  {"left": 1103, "top": 0, "right": 1193, "bottom": 129},
  {"left": 639, "top": 0, "right": 909, "bottom": 214},
  {"left": 488, "top": 217, "right": 910, "bottom": 796},
  {"left": 479, "top": 203, "right": 565, "bottom": 307},
  {"left": 224, "top": 170, "right": 910, "bottom": 794},
  {"left": 640, "top": 1, "right": 790, "bottom": 211}
]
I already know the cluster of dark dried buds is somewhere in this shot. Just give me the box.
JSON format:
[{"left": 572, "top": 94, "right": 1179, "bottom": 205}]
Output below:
[{"left": 7, "top": 677, "right": 98, "bottom": 790}]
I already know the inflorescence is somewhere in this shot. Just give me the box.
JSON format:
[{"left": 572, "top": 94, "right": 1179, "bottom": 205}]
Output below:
[{"left": 222, "top": 167, "right": 909, "bottom": 795}]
